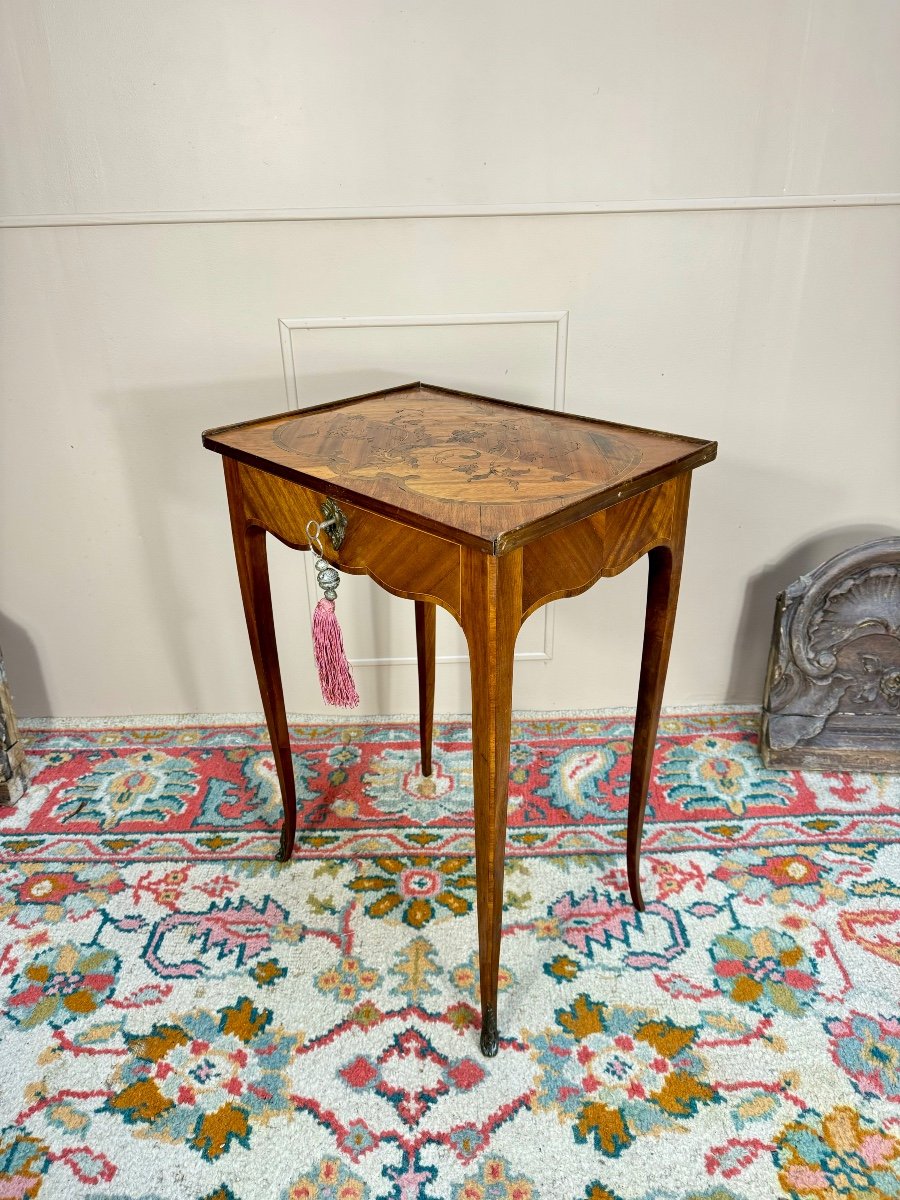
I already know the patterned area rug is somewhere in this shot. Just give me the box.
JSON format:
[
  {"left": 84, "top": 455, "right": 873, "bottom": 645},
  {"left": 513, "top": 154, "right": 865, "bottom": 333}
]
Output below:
[{"left": 1, "top": 711, "right": 898, "bottom": 1200}]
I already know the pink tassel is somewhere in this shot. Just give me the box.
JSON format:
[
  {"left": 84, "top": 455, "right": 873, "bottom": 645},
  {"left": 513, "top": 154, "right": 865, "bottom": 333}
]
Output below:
[{"left": 312, "top": 597, "right": 359, "bottom": 708}]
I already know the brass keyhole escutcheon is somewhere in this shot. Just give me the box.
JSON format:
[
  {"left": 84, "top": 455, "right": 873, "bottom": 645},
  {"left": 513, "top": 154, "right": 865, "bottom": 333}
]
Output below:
[{"left": 321, "top": 497, "right": 347, "bottom": 550}]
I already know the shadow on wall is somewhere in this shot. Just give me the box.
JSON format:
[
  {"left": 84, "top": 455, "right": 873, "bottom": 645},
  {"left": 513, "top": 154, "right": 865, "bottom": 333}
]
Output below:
[
  {"left": 727, "top": 523, "right": 900, "bottom": 703},
  {"left": 0, "top": 613, "right": 51, "bottom": 718},
  {"left": 102, "top": 369, "right": 417, "bottom": 711}
]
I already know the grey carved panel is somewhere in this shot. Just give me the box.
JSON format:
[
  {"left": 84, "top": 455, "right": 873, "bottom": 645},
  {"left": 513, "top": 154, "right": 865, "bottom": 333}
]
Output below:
[
  {"left": 761, "top": 537, "right": 900, "bottom": 771},
  {"left": 0, "top": 646, "right": 28, "bottom": 805}
]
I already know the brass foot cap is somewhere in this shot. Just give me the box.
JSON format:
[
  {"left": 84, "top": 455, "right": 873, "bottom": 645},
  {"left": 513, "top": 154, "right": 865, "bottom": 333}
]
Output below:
[{"left": 480, "top": 1007, "right": 498, "bottom": 1057}]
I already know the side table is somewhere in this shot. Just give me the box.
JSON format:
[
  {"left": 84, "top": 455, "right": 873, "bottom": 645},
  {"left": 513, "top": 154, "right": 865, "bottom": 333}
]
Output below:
[{"left": 203, "top": 382, "right": 716, "bottom": 1055}]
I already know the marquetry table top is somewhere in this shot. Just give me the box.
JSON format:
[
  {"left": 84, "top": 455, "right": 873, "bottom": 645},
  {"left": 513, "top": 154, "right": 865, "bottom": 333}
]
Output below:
[{"left": 203, "top": 382, "right": 716, "bottom": 551}]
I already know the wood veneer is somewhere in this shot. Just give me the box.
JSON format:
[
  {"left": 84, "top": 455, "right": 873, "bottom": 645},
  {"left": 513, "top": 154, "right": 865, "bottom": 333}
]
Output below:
[{"left": 205, "top": 382, "right": 716, "bottom": 1056}]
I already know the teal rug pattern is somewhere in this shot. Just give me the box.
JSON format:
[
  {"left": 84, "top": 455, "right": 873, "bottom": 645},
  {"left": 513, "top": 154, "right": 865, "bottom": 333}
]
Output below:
[{"left": 0, "top": 711, "right": 897, "bottom": 1199}]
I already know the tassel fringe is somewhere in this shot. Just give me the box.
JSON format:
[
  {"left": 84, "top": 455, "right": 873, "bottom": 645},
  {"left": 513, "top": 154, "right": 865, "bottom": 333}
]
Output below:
[{"left": 312, "top": 597, "right": 359, "bottom": 708}]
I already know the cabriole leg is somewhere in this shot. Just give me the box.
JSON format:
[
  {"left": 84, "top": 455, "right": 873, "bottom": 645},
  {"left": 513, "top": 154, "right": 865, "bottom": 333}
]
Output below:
[
  {"left": 462, "top": 550, "right": 522, "bottom": 1056},
  {"left": 224, "top": 459, "right": 298, "bottom": 862},
  {"left": 627, "top": 525, "right": 687, "bottom": 910},
  {"left": 415, "top": 600, "right": 436, "bottom": 776}
]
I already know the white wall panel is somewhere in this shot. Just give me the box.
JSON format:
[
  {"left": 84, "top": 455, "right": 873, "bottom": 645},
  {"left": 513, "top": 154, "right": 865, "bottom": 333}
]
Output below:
[
  {"left": 1, "top": 2, "right": 898, "bottom": 717},
  {"left": 2, "top": 1, "right": 899, "bottom": 221},
  {"left": 2, "top": 209, "right": 899, "bottom": 716}
]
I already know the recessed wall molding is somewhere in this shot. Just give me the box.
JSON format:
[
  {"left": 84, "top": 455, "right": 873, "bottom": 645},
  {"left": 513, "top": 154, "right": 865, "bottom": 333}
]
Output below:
[
  {"left": 2, "top": 192, "right": 899, "bottom": 230},
  {"left": 279, "top": 310, "right": 569, "bottom": 667},
  {"left": 278, "top": 310, "right": 569, "bottom": 415}
]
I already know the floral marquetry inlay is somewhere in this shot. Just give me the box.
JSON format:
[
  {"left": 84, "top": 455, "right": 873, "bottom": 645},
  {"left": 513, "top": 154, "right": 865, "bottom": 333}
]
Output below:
[
  {"left": 203, "top": 381, "right": 715, "bottom": 549},
  {"left": 272, "top": 397, "right": 643, "bottom": 504}
]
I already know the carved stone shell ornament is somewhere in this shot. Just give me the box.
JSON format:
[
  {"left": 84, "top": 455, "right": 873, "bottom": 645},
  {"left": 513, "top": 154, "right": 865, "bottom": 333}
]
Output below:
[{"left": 761, "top": 537, "right": 900, "bottom": 771}]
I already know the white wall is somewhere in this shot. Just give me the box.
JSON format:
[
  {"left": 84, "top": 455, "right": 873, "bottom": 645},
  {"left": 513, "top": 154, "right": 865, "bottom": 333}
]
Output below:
[{"left": 1, "top": 1, "right": 899, "bottom": 717}]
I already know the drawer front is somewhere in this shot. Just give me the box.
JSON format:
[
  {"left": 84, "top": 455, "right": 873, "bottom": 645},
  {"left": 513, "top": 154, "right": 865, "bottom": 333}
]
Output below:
[{"left": 236, "top": 462, "right": 463, "bottom": 621}]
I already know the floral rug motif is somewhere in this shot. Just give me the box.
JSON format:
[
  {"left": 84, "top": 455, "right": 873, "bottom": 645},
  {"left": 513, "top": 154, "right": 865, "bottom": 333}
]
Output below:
[
  {"left": 3, "top": 713, "right": 899, "bottom": 864},
  {"left": 0, "top": 711, "right": 898, "bottom": 1199}
]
